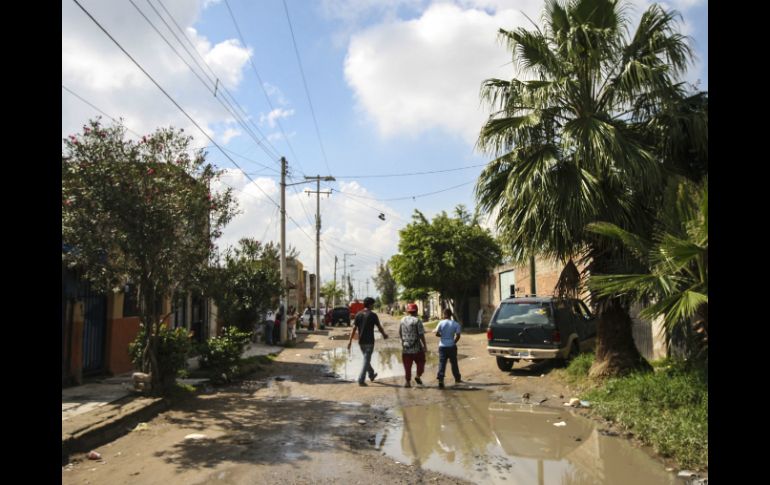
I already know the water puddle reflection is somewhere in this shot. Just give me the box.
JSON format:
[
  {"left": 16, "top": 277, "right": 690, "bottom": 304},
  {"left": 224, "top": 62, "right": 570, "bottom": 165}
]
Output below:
[
  {"left": 381, "top": 391, "right": 683, "bottom": 484},
  {"left": 320, "top": 345, "right": 441, "bottom": 381}
]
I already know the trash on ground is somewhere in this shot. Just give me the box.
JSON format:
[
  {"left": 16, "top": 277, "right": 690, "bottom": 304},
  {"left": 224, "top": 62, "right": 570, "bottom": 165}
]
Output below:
[
  {"left": 579, "top": 400, "right": 591, "bottom": 408},
  {"left": 553, "top": 421, "right": 567, "bottom": 427},
  {"left": 678, "top": 471, "right": 697, "bottom": 478},
  {"left": 357, "top": 419, "right": 367, "bottom": 425},
  {"left": 87, "top": 451, "right": 101, "bottom": 460},
  {"left": 184, "top": 433, "right": 208, "bottom": 441},
  {"left": 132, "top": 422, "right": 149, "bottom": 432}
]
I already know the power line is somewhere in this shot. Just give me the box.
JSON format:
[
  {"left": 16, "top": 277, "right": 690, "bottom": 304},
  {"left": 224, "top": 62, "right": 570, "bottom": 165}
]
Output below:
[
  {"left": 152, "top": 0, "right": 284, "bottom": 166},
  {"left": 62, "top": 85, "right": 143, "bottom": 138},
  {"left": 71, "top": 0, "right": 282, "bottom": 211},
  {"left": 281, "top": 0, "right": 333, "bottom": 175},
  {"left": 334, "top": 180, "right": 475, "bottom": 202},
  {"left": 127, "top": 0, "right": 282, "bottom": 164},
  {"left": 222, "top": 0, "right": 307, "bottom": 176},
  {"left": 63, "top": 83, "right": 279, "bottom": 175},
  {"left": 322, "top": 184, "right": 406, "bottom": 222},
  {"left": 333, "top": 163, "right": 487, "bottom": 179}
]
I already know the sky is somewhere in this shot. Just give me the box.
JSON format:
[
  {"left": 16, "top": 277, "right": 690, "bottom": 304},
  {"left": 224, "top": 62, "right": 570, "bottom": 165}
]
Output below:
[{"left": 62, "top": 0, "right": 708, "bottom": 298}]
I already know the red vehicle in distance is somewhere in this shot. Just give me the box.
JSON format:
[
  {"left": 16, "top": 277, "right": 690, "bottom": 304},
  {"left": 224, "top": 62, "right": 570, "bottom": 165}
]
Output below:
[{"left": 348, "top": 299, "right": 365, "bottom": 320}]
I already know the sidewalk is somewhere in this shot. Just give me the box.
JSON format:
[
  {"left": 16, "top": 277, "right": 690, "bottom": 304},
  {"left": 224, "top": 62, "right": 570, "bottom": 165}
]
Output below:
[{"left": 61, "top": 341, "right": 285, "bottom": 463}]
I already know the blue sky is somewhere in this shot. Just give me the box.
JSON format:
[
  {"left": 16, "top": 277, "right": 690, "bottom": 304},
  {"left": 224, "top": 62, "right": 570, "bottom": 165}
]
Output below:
[{"left": 62, "top": 0, "right": 708, "bottom": 296}]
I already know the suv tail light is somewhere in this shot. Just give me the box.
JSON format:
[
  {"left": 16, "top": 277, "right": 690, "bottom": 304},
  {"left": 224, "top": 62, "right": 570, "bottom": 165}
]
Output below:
[
  {"left": 551, "top": 330, "right": 561, "bottom": 343},
  {"left": 486, "top": 328, "right": 493, "bottom": 340}
]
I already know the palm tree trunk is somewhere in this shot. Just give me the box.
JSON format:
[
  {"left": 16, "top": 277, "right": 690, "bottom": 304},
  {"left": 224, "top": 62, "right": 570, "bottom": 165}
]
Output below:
[{"left": 589, "top": 297, "right": 652, "bottom": 378}]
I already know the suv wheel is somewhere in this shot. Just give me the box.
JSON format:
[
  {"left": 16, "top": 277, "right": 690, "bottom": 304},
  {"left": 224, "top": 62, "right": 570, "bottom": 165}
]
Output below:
[{"left": 496, "top": 356, "right": 514, "bottom": 372}]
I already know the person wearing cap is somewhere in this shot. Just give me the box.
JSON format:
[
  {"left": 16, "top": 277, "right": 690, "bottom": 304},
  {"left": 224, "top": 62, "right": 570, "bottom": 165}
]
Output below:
[
  {"left": 399, "top": 302, "right": 427, "bottom": 388},
  {"left": 435, "top": 308, "right": 462, "bottom": 389},
  {"left": 347, "top": 296, "right": 388, "bottom": 386}
]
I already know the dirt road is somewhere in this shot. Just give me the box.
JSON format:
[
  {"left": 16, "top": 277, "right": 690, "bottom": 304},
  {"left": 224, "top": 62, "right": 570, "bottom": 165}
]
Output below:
[{"left": 62, "top": 314, "right": 680, "bottom": 485}]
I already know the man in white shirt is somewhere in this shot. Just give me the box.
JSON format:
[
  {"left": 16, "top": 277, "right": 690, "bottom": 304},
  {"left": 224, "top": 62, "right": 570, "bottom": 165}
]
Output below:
[
  {"left": 476, "top": 308, "right": 484, "bottom": 329},
  {"left": 435, "top": 308, "right": 462, "bottom": 389}
]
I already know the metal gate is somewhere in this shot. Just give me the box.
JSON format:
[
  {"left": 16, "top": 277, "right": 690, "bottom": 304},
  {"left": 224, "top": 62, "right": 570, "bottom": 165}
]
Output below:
[{"left": 80, "top": 280, "right": 106, "bottom": 374}]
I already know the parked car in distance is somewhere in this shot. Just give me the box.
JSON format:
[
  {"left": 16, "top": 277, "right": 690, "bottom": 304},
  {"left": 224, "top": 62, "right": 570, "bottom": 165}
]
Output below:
[
  {"left": 326, "top": 306, "right": 351, "bottom": 326},
  {"left": 486, "top": 296, "right": 596, "bottom": 371},
  {"left": 300, "top": 308, "right": 325, "bottom": 328}
]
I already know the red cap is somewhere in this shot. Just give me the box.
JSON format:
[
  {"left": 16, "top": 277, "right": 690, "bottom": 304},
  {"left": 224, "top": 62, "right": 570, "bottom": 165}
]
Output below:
[{"left": 406, "top": 303, "right": 418, "bottom": 313}]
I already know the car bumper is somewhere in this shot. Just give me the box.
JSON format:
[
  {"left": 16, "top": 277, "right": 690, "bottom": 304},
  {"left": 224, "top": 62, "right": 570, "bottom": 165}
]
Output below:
[{"left": 487, "top": 345, "right": 565, "bottom": 360}]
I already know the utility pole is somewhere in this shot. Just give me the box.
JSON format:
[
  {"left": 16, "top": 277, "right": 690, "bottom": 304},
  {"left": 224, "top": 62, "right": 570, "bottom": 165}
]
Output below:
[
  {"left": 529, "top": 255, "right": 537, "bottom": 296},
  {"left": 279, "top": 157, "right": 287, "bottom": 343},
  {"left": 305, "top": 174, "right": 335, "bottom": 331},
  {"left": 333, "top": 255, "right": 338, "bottom": 307},
  {"left": 343, "top": 253, "right": 355, "bottom": 301}
]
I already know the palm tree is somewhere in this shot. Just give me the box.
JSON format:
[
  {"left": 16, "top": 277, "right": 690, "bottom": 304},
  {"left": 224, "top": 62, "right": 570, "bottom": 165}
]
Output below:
[
  {"left": 587, "top": 178, "right": 707, "bottom": 359},
  {"left": 475, "top": 0, "right": 700, "bottom": 377}
]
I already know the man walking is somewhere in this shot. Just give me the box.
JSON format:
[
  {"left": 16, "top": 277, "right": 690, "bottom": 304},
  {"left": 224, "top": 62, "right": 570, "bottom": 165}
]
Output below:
[
  {"left": 399, "top": 303, "right": 427, "bottom": 388},
  {"left": 435, "top": 308, "right": 462, "bottom": 389},
  {"left": 476, "top": 307, "right": 485, "bottom": 329},
  {"left": 347, "top": 297, "right": 388, "bottom": 386}
]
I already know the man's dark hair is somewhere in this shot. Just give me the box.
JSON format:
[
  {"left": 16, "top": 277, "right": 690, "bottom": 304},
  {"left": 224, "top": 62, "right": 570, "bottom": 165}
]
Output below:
[
  {"left": 443, "top": 308, "right": 452, "bottom": 318},
  {"left": 363, "top": 297, "right": 375, "bottom": 308}
]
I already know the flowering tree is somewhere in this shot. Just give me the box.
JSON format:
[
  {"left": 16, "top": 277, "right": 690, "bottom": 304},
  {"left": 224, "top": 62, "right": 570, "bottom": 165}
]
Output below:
[{"left": 62, "top": 118, "right": 237, "bottom": 393}]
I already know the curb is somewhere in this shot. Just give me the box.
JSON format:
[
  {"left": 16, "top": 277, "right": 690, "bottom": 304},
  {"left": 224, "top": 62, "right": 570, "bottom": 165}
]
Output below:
[{"left": 61, "top": 396, "right": 171, "bottom": 465}]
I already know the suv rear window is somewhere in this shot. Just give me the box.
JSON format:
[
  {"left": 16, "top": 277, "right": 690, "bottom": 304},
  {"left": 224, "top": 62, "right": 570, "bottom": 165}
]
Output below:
[{"left": 493, "top": 303, "right": 552, "bottom": 325}]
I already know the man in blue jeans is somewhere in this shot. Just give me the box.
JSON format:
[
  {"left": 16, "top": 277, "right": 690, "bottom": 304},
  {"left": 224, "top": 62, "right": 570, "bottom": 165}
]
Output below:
[
  {"left": 347, "top": 297, "right": 388, "bottom": 386},
  {"left": 435, "top": 308, "right": 462, "bottom": 389}
]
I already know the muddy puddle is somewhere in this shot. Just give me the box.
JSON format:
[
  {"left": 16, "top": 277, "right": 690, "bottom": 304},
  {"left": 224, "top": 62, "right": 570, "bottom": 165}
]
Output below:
[
  {"left": 377, "top": 391, "right": 684, "bottom": 484},
  {"left": 320, "top": 344, "right": 450, "bottom": 381}
]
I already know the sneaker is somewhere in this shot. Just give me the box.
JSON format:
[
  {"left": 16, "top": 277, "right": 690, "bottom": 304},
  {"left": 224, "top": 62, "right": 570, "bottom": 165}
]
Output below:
[
  {"left": 404, "top": 381, "right": 411, "bottom": 388},
  {"left": 370, "top": 372, "right": 378, "bottom": 382},
  {"left": 455, "top": 378, "right": 463, "bottom": 384},
  {"left": 358, "top": 381, "right": 368, "bottom": 387},
  {"left": 415, "top": 377, "right": 423, "bottom": 385},
  {"left": 438, "top": 380, "right": 445, "bottom": 389}
]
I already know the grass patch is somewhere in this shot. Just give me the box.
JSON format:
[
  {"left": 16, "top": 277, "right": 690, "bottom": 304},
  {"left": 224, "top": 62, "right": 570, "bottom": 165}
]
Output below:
[
  {"left": 423, "top": 319, "right": 440, "bottom": 330},
  {"left": 563, "top": 352, "right": 594, "bottom": 384},
  {"left": 561, "top": 354, "right": 708, "bottom": 470}
]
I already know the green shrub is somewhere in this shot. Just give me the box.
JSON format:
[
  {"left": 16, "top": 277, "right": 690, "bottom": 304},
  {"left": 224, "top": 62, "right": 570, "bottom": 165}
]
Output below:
[
  {"left": 128, "top": 324, "right": 192, "bottom": 391},
  {"left": 199, "top": 326, "right": 251, "bottom": 383}
]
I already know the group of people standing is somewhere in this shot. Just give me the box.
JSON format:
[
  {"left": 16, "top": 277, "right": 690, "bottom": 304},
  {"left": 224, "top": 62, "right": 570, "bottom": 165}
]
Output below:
[
  {"left": 262, "top": 305, "right": 299, "bottom": 346},
  {"left": 347, "top": 298, "right": 462, "bottom": 389}
]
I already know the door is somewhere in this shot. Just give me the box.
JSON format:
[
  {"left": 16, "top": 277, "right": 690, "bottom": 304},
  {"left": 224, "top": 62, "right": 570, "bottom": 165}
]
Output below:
[{"left": 80, "top": 280, "right": 106, "bottom": 375}]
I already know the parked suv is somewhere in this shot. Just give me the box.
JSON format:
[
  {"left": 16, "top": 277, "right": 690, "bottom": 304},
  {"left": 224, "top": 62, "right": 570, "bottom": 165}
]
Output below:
[
  {"left": 326, "top": 306, "right": 351, "bottom": 326},
  {"left": 486, "top": 296, "right": 596, "bottom": 371}
]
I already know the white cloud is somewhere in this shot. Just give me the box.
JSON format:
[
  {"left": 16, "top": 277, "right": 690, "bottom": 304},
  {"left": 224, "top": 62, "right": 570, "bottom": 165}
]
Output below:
[
  {"left": 344, "top": 2, "right": 538, "bottom": 145},
  {"left": 260, "top": 108, "right": 295, "bottom": 128},
  {"left": 263, "top": 83, "right": 289, "bottom": 106},
  {"left": 343, "top": 0, "right": 705, "bottom": 146},
  {"left": 219, "top": 127, "right": 241, "bottom": 144},
  {"left": 267, "top": 131, "right": 296, "bottom": 142},
  {"left": 62, "top": 0, "right": 251, "bottom": 146}
]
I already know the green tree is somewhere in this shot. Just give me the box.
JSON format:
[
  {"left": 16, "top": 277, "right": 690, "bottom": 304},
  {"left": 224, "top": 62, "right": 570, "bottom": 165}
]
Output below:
[
  {"left": 400, "top": 287, "right": 430, "bottom": 303},
  {"left": 62, "top": 119, "right": 236, "bottom": 393},
  {"left": 208, "top": 238, "right": 282, "bottom": 333},
  {"left": 587, "top": 177, "right": 707, "bottom": 359},
  {"left": 321, "top": 280, "right": 344, "bottom": 307},
  {"left": 390, "top": 207, "right": 502, "bottom": 323},
  {"left": 373, "top": 259, "right": 398, "bottom": 306},
  {"left": 475, "top": 0, "right": 703, "bottom": 377}
]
